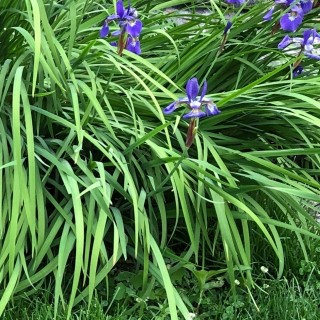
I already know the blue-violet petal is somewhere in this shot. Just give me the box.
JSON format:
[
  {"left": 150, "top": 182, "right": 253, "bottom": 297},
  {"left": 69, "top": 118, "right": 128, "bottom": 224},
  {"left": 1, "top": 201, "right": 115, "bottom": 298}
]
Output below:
[
  {"left": 263, "top": 6, "right": 275, "bottom": 21},
  {"left": 116, "top": 0, "right": 125, "bottom": 18},
  {"left": 186, "top": 78, "right": 199, "bottom": 102},
  {"left": 278, "top": 35, "right": 293, "bottom": 49},
  {"left": 183, "top": 110, "right": 207, "bottom": 119},
  {"left": 206, "top": 104, "right": 221, "bottom": 116},
  {"left": 100, "top": 23, "right": 109, "bottom": 38},
  {"left": 300, "top": 0, "right": 313, "bottom": 13},
  {"left": 126, "top": 37, "right": 141, "bottom": 55},
  {"left": 126, "top": 20, "right": 142, "bottom": 37},
  {"left": 200, "top": 81, "right": 207, "bottom": 101},
  {"left": 163, "top": 102, "right": 177, "bottom": 115},
  {"left": 305, "top": 53, "right": 320, "bottom": 60},
  {"left": 280, "top": 11, "right": 303, "bottom": 32}
]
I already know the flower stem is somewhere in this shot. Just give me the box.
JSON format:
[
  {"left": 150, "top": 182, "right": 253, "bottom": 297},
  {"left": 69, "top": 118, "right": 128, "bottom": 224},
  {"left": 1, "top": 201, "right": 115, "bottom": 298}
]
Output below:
[
  {"left": 118, "top": 29, "right": 128, "bottom": 56},
  {"left": 186, "top": 118, "right": 197, "bottom": 148}
]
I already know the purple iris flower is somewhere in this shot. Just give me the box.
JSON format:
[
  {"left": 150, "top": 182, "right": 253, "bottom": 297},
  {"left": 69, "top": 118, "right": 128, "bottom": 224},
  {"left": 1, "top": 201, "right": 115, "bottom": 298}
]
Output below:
[
  {"left": 278, "top": 29, "right": 320, "bottom": 60},
  {"left": 293, "top": 65, "right": 303, "bottom": 76},
  {"left": 263, "top": 0, "right": 313, "bottom": 32},
  {"left": 226, "top": 0, "right": 245, "bottom": 5},
  {"left": 100, "top": 0, "right": 142, "bottom": 38},
  {"left": 163, "top": 78, "right": 221, "bottom": 119},
  {"left": 220, "top": 21, "right": 232, "bottom": 52},
  {"left": 224, "top": 21, "right": 233, "bottom": 35}
]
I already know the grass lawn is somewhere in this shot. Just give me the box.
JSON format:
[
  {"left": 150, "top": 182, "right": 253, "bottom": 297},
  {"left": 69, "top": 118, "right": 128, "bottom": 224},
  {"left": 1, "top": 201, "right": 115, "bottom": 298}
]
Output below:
[
  {"left": 3, "top": 277, "right": 320, "bottom": 319},
  {"left": 4, "top": 237, "right": 320, "bottom": 320}
]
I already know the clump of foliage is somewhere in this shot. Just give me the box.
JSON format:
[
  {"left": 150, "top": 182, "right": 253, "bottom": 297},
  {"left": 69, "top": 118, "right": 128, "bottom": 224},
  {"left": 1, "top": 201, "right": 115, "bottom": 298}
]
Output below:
[{"left": 1, "top": 0, "right": 320, "bottom": 319}]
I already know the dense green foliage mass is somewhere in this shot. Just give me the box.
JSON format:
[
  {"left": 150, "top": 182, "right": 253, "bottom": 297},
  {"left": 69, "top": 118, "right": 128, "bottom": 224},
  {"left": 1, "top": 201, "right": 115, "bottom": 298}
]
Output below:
[{"left": 1, "top": 0, "right": 320, "bottom": 319}]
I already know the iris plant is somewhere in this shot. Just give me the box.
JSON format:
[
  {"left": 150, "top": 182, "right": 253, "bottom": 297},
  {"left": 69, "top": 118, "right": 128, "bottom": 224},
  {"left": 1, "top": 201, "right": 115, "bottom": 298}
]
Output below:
[
  {"left": 263, "top": 0, "right": 313, "bottom": 32},
  {"left": 100, "top": 0, "right": 142, "bottom": 55},
  {"left": 163, "top": 78, "right": 221, "bottom": 147}
]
